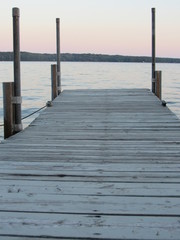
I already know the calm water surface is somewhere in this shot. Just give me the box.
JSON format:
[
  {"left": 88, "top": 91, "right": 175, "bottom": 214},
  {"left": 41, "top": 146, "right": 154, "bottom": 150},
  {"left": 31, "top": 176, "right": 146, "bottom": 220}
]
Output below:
[{"left": 0, "top": 62, "right": 180, "bottom": 140}]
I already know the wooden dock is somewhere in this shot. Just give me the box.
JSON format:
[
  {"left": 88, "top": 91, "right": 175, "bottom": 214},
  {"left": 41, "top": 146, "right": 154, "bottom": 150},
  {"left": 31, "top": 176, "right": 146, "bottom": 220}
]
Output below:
[{"left": 0, "top": 88, "right": 180, "bottom": 239}]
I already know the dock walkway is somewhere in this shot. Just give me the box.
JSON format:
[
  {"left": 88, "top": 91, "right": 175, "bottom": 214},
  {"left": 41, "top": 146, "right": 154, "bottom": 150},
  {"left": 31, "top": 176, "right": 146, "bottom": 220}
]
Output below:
[{"left": 0, "top": 89, "right": 180, "bottom": 239}]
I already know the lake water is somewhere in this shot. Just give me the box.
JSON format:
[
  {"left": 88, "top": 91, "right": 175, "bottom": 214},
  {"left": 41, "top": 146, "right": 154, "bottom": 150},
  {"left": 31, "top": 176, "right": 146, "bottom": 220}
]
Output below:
[{"left": 0, "top": 61, "right": 180, "bottom": 140}]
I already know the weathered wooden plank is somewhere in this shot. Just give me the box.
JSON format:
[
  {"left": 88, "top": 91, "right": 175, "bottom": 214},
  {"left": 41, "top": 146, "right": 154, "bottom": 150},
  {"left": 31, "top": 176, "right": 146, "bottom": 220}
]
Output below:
[
  {"left": 8, "top": 130, "right": 180, "bottom": 140},
  {"left": 1, "top": 171, "right": 180, "bottom": 183},
  {"left": 2, "top": 142, "right": 180, "bottom": 149},
  {"left": 0, "top": 193, "right": 180, "bottom": 216},
  {"left": 0, "top": 212, "right": 180, "bottom": 239},
  {"left": 1, "top": 146, "right": 180, "bottom": 154},
  {"left": 1, "top": 157, "right": 180, "bottom": 165},
  {"left": 1, "top": 180, "right": 180, "bottom": 197},
  {"left": 0, "top": 161, "right": 180, "bottom": 172}
]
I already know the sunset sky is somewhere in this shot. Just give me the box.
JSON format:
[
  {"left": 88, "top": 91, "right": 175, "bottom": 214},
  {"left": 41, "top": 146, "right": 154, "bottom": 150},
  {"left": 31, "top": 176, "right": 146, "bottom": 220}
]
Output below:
[{"left": 0, "top": 0, "right": 180, "bottom": 58}]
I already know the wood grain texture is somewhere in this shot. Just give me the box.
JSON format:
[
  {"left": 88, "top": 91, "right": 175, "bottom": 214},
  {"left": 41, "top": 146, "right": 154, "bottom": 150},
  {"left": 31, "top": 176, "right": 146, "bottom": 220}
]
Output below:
[{"left": 0, "top": 89, "right": 180, "bottom": 239}]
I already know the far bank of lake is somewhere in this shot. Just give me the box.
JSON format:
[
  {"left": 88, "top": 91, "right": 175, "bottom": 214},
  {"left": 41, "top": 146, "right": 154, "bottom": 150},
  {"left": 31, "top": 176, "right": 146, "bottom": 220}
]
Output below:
[{"left": 1, "top": 52, "right": 180, "bottom": 63}]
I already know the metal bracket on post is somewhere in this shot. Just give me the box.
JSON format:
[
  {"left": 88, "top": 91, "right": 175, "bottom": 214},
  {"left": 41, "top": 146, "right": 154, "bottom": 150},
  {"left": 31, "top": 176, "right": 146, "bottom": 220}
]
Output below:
[
  {"left": 11, "top": 96, "right": 22, "bottom": 104},
  {"left": 11, "top": 97, "right": 23, "bottom": 133}
]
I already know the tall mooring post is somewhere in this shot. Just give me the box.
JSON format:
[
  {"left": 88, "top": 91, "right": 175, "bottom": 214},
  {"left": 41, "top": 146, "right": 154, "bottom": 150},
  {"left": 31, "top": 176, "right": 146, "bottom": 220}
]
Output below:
[
  {"left": 12, "top": 7, "right": 22, "bottom": 134},
  {"left": 56, "top": 18, "right": 61, "bottom": 94},
  {"left": 152, "top": 8, "right": 156, "bottom": 93}
]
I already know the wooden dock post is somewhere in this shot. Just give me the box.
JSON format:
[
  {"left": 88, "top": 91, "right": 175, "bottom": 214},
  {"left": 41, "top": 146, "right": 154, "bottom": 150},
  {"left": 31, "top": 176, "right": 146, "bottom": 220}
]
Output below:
[
  {"left": 3, "top": 82, "right": 14, "bottom": 139},
  {"left": 12, "top": 7, "right": 22, "bottom": 134},
  {"left": 56, "top": 18, "right": 61, "bottom": 94},
  {"left": 51, "top": 64, "right": 58, "bottom": 100},
  {"left": 152, "top": 8, "right": 156, "bottom": 94},
  {"left": 155, "top": 71, "right": 162, "bottom": 100}
]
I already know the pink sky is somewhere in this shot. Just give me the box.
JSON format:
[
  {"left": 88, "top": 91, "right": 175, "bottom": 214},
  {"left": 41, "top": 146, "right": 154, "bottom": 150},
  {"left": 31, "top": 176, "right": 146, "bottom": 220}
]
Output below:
[{"left": 1, "top": 0, "right": 180, "bottom": 58}]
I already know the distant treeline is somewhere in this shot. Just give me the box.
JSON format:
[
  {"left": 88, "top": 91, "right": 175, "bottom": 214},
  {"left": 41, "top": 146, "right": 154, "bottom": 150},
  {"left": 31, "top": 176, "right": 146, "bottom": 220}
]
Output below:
[{"left": 0, "top": 51, "right": 180, "bottom": 63}]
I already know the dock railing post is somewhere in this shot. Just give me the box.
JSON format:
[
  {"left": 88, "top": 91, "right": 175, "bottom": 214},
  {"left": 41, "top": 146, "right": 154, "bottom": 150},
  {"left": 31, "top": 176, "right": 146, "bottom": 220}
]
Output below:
[
  {"left": 56, "top": 18, "right": 61, "bottom": 94},
  {"left": 152, "top": 8, "right": 156, "bottom": 93},
  {"left": 155, "top": 71, "right": 162, "bottom": 100},
  {"left": 12, "top": 7, "right": 22, "bottom": 134},
  {"left": 51, "top": 64, "right": 58, "bottom": 101},
  {"left": 3, "top": 82, "right": 14, "bottom": 139}
]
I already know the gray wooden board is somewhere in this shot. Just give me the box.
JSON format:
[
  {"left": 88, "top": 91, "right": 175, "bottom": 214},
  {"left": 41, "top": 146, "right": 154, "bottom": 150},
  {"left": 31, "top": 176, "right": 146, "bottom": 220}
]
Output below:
[
  {"left": 1, "top": 161, "right": 180, "bottom": 171},
  {"left": 1, "top": 89, "right": 180, "bottom": 239},
  {"left": 0, "top": 193, "right": 180, "bottom": 216},
  {"left": 1, "top": 180, "right": 180, "bottom": 197},
  {"left": 1, "top": 172, "right": 180, "bottom": 183},
  {"left": 0, "top": 212, "right": 180, "bottom": 240}
]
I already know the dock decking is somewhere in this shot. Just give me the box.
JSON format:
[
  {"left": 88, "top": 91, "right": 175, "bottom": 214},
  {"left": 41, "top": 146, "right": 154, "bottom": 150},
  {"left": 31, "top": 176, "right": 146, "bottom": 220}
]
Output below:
[{"left": 0, "top": 89, "right": 180, "bottom": 239}]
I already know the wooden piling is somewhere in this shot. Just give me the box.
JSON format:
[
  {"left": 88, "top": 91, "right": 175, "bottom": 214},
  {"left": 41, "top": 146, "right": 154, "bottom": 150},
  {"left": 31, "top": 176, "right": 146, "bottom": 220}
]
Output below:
[
  {"left": 152, "top": 8, "right": 156, "bottom": 93},
  {"left": 3, "top": 82, "right": 14, "bottom": 139},
  {"left": 155, "top": 71, "right": 162, "bottom": 100},
  {"left": 12, "top": 7, "right": 22, "bottom": 134},
  {"left": 51, "top": 64, "right": 58, "bottom": 100},
  {"left": 56, "top": 18, "right": 61, "bottom": 94}
]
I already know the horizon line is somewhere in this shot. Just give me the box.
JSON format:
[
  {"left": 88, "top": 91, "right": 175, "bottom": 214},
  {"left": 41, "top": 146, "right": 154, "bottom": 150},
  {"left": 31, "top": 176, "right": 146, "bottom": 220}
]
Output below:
[{"left": 0, "top": 51, "right": 180, "bottom": 60}]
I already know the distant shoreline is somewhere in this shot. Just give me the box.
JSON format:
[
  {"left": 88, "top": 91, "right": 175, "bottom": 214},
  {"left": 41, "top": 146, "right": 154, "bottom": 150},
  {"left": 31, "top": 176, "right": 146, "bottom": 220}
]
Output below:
[{"left": 0, "top": 51, "right": 180, "bottom": 63}]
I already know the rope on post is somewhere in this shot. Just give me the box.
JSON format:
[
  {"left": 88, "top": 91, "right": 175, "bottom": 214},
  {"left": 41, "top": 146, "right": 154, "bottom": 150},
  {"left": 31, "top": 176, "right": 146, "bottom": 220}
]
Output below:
[
  {"left": 21, "top": 105, "right": 47, "bottom": 120},
  {"left": 0, "top": 104, "right": 48, "bottom": 129}
]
